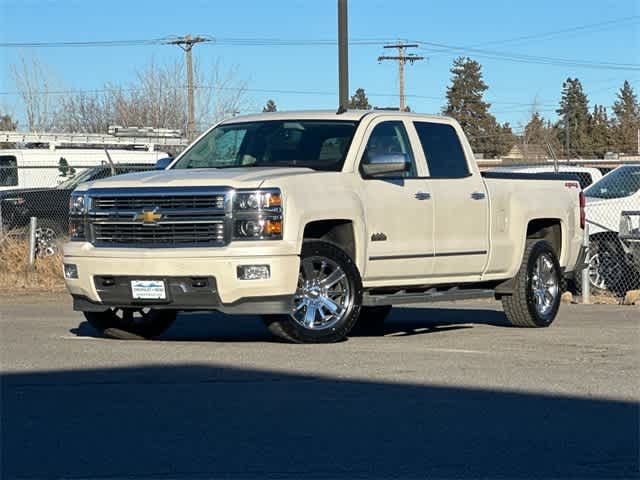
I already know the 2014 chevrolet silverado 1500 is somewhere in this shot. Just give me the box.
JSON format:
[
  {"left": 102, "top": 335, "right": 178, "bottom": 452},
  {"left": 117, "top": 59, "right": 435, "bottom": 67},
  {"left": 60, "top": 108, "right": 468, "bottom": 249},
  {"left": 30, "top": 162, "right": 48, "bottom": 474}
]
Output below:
[{"left": 63, "top": 111, "right": 586, "bottom": 343}]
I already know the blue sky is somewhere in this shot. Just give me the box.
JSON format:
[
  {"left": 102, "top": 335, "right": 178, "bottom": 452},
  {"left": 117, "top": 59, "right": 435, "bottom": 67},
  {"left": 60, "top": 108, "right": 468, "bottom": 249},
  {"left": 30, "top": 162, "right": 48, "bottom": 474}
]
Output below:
[{"left": 1, "top": 0, "right": 638, "bottom": 132}]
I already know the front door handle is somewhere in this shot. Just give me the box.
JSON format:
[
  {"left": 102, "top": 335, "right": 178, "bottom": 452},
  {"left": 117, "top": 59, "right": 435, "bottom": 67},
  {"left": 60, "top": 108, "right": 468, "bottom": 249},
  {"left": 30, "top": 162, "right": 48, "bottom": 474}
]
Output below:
[
  {"left": 415, "top": 192, "right": 431, "bottom": 200},
  {"left": 471, "top": 192, "right": 486, "bottom": 200}
]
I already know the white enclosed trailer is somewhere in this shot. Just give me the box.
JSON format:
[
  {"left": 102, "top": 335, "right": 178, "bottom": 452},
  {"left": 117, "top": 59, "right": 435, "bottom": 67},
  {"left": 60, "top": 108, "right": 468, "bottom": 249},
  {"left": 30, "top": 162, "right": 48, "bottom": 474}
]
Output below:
[
  {"left": 0, "top": 129, "right": 185, "bottom": 191},
  {"left": 0, "top": 149, "right": 170, "bottom": 191}
]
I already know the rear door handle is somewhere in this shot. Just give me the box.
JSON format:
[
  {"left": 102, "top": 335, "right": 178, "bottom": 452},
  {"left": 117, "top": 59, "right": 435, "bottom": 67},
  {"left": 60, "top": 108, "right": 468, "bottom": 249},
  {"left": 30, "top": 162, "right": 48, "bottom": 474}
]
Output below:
[
  {"left": 415, "top": 192, "right": 431, "bottom": 200},
  {"left": 471, "top": 192, "right": 486, "bottom": 200}
]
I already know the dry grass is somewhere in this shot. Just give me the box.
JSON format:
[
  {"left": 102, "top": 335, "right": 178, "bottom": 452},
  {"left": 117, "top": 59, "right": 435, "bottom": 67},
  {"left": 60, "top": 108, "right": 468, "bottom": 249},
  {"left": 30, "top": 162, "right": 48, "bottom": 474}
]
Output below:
[{"left": 0, "top": 236, "right": 65, "bottom": 292}]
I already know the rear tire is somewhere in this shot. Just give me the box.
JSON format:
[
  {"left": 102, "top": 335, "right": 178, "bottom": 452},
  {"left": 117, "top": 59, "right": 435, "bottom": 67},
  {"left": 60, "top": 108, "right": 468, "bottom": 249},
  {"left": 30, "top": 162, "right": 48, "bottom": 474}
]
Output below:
[
  {"left": 502, "top": 240, "right": 561, "bottom": 328},
  {"left": 84, "top": 308, "right": 176, "bottom": 340},
  {"left": 262, "top": 240, "right": 363, "bottom": 343}
]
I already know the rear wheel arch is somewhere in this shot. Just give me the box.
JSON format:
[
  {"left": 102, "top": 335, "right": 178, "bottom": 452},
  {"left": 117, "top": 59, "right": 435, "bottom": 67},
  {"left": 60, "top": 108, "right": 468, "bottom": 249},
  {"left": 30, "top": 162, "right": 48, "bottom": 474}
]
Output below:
[{"left": 526, "top": 218, "right": 563, "bottom": 260}]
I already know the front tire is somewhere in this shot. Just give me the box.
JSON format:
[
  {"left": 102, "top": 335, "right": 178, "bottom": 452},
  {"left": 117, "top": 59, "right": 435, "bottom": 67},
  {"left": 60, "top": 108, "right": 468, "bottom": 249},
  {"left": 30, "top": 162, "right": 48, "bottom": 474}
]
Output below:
[
  {"left": 84, "top": 308, "right": 177, "bottom": 340},
  {"left": 262, "top": 240, "right": 363, "bottom": 343},
  {"left": 502, "top": 240, "right": 561, "bottom": 328}
]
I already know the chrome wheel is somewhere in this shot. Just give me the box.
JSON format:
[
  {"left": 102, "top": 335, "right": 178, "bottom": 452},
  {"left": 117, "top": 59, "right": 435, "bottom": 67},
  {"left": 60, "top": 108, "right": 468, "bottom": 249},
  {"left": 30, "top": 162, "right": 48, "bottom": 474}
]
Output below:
[
  {"left": 291, "top": 256, "right": 353, "bottom": 331},
  {"left": 587, "top": 252, "right": 607, "bottom": 290},
  {"left": 35, "top": 226, "right": 59, "bottom": 257},
  {"left": 531, "top": 253, "right": 559, "bottom": 316}
]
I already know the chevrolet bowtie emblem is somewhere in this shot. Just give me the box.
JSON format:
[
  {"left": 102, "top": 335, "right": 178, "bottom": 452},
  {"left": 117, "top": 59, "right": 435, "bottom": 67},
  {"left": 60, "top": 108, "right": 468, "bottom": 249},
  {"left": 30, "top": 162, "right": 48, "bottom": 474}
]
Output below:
[{"left": 135, "top": 209, "right": 162, "bottom": 224}]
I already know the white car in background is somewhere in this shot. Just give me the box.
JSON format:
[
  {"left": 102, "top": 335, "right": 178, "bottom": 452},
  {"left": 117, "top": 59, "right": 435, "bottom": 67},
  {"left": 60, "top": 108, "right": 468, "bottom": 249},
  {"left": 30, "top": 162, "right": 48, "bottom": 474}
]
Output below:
[
  {"left": 580, "top": 165, "right": 640, "bottom": 294},
  {"left": 490, "top": 164, "right": 603, "bottom": 190},
  {"left": 620, "top": 211, "right": 640, "bottom": 270}
]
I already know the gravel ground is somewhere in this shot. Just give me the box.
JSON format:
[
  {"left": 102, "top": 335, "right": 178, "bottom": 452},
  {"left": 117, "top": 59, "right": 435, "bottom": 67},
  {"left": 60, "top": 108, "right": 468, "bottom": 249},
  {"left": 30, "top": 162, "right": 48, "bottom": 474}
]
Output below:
[{"left": 1, "top": 294, "right": 638, "bottom": 479}]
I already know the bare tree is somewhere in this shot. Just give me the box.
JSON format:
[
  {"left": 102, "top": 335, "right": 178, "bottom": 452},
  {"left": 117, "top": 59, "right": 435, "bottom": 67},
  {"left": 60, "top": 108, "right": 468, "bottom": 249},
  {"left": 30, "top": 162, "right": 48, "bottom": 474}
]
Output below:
[
  {"left": 111, "top": 59, "right": 188, "bottom": 131},
  {"left": 54, "top": 91, "right": 114, "bottom": 133},
  {"left": 11, "top": 56, "right": 59, "bottom": 131},
  {"left": 52, "top": 58, "right": 250, "bottom": 136},
  {"left": 201, "top": 60, "right": 250, "bottom": 126}
]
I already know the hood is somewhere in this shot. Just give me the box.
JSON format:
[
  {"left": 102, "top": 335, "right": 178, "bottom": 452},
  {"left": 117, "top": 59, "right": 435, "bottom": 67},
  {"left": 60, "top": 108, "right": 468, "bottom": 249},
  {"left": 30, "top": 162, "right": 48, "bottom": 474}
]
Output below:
[
  {"left": 77, "top": 167, "right": 318, "bottom": 191},
  {"left": 584, "top": 195, "right": 640, "bottom": 234},
  {"left": 0, "top": 187, "right": 51, "bottom": 199}
]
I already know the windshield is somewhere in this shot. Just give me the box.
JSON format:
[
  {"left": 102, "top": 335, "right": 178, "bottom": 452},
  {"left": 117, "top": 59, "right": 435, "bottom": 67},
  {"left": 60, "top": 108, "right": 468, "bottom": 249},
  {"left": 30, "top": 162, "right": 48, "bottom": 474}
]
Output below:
[
  {"left": 57, "top": 166, "right": 106, "bottom": 189},
  {"left": 173, "top": 120, "right": 358, "bottom": 171},
  {"left": 584, "top": 165, "right": 640, "bottom": 199}
]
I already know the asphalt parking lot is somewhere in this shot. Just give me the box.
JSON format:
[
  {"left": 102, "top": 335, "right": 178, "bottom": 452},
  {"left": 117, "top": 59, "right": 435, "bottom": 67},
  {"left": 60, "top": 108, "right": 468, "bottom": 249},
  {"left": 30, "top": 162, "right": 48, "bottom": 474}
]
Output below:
[{"left": 1, "top": 294, "right": 638, "bottom": 479}]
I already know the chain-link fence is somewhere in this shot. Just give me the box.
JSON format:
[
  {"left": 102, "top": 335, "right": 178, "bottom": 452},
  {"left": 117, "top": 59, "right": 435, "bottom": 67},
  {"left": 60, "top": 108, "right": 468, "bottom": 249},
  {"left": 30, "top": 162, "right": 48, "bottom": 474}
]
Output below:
[
  {"left": 2, "top": 161, "right": 639, "bottom": 299},
  {"left": 581, "top": 164, "right": 640, "bottom": 298},
  {"left": 0, "top": 163, "right": 155, "bottom": 256}
]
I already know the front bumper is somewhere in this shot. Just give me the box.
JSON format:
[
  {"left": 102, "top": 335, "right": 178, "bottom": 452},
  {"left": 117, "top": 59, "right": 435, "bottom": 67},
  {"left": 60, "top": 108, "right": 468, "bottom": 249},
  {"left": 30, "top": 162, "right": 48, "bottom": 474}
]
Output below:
[{"left": 64, "top": 252, "right": 300, "bottom": 314}]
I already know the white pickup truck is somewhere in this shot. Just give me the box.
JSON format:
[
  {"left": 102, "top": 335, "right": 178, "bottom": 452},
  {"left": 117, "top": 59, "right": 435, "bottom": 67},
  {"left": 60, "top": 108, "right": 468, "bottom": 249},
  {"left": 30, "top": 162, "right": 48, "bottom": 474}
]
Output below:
[{"left": 63, "top": 111, "right": 585, "bottom": 343}]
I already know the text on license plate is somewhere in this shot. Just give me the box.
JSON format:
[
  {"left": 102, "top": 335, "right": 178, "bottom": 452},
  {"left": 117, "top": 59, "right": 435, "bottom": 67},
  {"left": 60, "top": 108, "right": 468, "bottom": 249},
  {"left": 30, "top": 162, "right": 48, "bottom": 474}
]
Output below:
[{"left": 131, "top": 280, "right": 166, "bottom": 300}]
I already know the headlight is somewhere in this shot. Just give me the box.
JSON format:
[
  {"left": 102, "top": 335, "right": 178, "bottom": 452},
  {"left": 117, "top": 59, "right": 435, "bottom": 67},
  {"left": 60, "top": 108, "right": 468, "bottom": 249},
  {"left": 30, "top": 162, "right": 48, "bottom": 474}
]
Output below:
[
  {"left": 69, "top": 193, "right": 88, "bottom": 241},
  {"left": 234, "top": 190, "right": 282, "bottom": 211},
  {"left": 232, "top": 189, "right": 283, "bottom": 240},
  {"left": 69, "top": 193, "right": 87, "bottom": 215}
]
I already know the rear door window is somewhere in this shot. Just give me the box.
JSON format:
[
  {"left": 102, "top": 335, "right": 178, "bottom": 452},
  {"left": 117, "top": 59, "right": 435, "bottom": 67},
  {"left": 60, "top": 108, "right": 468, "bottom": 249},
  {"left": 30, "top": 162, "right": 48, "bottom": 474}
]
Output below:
[
  {"left": 0, "top": 155, "right": 18, "bottom": 186},
  {"left": 413, "top": 122, "right": 469, "bottom": 178}
]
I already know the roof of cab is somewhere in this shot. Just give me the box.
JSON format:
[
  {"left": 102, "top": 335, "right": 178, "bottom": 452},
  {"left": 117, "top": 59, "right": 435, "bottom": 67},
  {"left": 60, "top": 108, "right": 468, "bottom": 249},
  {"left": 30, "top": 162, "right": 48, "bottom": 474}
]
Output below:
[{"left": 220, "top": 109, "right": 454, "bottom": 124}]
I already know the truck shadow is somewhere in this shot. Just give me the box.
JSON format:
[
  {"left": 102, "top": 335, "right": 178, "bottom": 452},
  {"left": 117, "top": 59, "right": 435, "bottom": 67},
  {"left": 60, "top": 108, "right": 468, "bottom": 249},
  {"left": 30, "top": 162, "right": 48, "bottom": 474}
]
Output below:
[
  {"left": 70, "top": 307, "right": 510, "bottom": 342},
  {"left": 2, "top": 363, "right": 637, "bottom": 479}
]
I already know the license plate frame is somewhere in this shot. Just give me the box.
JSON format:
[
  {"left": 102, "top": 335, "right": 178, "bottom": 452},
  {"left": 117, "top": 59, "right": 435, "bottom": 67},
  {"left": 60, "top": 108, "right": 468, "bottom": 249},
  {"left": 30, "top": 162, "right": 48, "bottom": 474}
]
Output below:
[{"left": 130, "top": 279, "right": 167, "bottom": 300}]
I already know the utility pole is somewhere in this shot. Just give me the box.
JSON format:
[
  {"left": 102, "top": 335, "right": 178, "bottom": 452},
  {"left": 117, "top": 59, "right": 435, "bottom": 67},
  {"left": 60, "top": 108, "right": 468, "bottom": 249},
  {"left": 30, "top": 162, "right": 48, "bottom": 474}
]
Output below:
[
  {"left": 378, "top": 42, "right": 424, "bottom": 111},
  {"left": 165, "top": 34, "right": 212, "bottom": 141},
  {"left": 338, "top": 0, "right": 349, "bottom": 112}
]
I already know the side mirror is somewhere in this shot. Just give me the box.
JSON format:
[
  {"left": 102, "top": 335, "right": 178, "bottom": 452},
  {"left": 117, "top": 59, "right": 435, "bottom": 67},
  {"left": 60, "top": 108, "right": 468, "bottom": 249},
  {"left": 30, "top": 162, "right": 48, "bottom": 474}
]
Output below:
[
  {"left": 361, "top": 152, "right": 410, "bottom": 177},
  {"left": 154, "top": 157, "right": 173, "bottom": 170}
]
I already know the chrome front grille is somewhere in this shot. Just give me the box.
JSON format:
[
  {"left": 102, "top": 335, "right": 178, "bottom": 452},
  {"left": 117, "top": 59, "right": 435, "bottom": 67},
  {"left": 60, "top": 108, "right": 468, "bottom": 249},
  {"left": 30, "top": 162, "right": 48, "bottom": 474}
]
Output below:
[
  {"left": 86, "top": 187, "right": 230, "bottom": 248},
  {"left": 93, "top": 222, "right": 225, "bottom": 245},
  {"left": 93, "top": 195, "right": 225, "bottom": 211}
]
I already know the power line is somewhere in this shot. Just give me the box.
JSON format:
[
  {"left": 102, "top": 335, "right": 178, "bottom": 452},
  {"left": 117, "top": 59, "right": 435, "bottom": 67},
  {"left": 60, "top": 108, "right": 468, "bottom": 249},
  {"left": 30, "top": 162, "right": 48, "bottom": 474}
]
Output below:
[
  {"left": 422, "top": 15, "right": 640, "bottom": 55},
  {"left": 0, "top": 38, "right": 168, "bottom": 48},
  {"left": 415, "top": 40, "right": 640, "bottom": 71},
  {"left": 0, "top": 36, "right": 395, "bottom": 48}
]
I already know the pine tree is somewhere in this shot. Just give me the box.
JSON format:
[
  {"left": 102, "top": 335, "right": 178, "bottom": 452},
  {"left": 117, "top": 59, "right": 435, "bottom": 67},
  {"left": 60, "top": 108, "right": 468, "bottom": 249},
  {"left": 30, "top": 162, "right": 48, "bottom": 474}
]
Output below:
[
  {"left": 263, "top": 99, "right": 277, "bottom": 112},
  {"left": 348, "top": 88, "right": 372, "bottom": 109},
  {"left": 0, "top": 113, "right": 17, "bottom": 148},
  {"left": 443, "top": 57, "right": 514, "bottom": 158},
  {"left": 588, "top": 105, "right": 611, "bottom": 157},
  {"left": 611, "top": 80, "right": 640, "bottom": 154},
  {"left": 523, "top": 112, "right": 561, "bottom": 159},
  {"left": 0, "top": 113, "right": 17, "bottom": 131},
  {"left": 58, "top": 157, "right": 70, "bottom": 177},
  {"left": 556, "top": 78, "right": 591, "bottom": 158}
]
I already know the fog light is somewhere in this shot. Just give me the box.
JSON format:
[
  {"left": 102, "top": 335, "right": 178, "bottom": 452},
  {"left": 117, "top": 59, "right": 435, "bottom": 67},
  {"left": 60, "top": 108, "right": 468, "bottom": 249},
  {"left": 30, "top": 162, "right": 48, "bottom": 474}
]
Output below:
[
  {"left": 63, "top": 263, "right": 78, "bottom": 279},
  {"left": 237, "top": 265, "right": 270, "bottom": 280}
]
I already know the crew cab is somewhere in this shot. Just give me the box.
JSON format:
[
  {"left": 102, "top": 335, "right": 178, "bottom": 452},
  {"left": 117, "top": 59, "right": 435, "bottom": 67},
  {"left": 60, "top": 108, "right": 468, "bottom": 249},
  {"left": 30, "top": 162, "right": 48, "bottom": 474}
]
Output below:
[{"left": 63, "top": 111, "right": 585, "bottom": 343}]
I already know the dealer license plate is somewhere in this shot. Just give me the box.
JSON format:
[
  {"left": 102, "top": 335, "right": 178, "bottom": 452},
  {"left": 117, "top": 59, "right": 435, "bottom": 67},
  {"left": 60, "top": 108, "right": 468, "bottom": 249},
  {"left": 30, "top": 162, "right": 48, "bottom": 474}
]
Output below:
[{"left": 131, "top": 280, "right": 166, "bottom": 300}]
